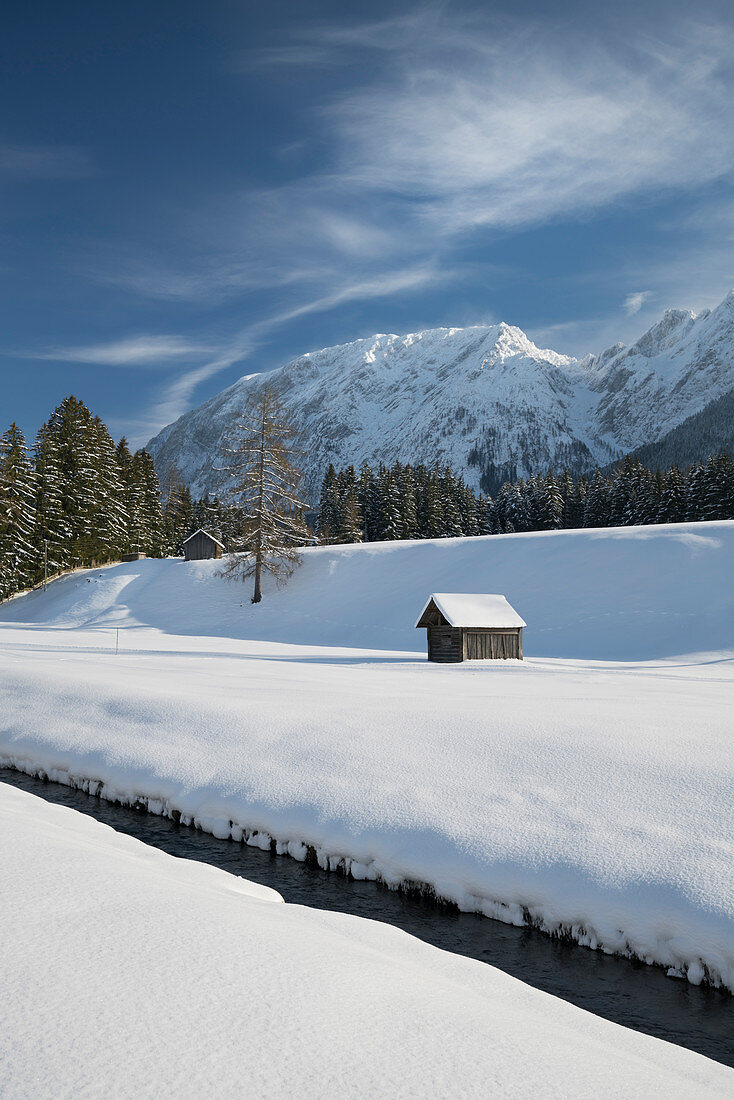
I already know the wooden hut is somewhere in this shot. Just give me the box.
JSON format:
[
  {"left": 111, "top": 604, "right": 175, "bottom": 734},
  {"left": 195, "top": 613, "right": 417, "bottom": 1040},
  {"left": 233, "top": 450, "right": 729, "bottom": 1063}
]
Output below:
[
  {"left": 121, "top": 552, "right": 146, "bottom": 562},
  {"left": 416, "top": 593, "right": 525, "bottom": 662},
  {"left": 183, "top": 529, "right": 224, "bottom": 562}
]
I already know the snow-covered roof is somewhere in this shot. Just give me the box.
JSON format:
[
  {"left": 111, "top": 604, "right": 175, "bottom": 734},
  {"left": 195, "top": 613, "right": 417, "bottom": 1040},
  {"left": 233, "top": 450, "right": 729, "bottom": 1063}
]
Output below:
[
  {"left": 415, "top": 593, "right": 526, "bottom": 629},
  {"left": 182, "top": 529, "right": 225, "bottom": 549}
]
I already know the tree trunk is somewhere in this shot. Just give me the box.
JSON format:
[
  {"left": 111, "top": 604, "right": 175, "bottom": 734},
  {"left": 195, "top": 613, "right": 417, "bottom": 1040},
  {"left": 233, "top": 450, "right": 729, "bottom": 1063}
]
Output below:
[
  {"left": 252, "top": 550, "right": 262, "bottom": 603},
  {"left": 252, "top": 405, "right": 266, "bottom": 604}
]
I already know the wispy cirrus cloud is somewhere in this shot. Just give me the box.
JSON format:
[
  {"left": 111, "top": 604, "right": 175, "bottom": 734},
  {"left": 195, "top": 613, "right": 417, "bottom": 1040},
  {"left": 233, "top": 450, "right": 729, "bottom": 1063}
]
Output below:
[
  {"left": 230, "top": 8, "right": 734, "bottom": 356},
  {"left": 0, "top": 144, "right": 94, "bottom": 180},
  {"left": 27, "top": 335, "right": 214, "bottom": 366},
  {"left": 623, "top": 291, "right": 652, "bottom": 316},
  {"left": 245, "top": 261, "right": 445, "bottom": 337},
  {"left": 120, "top": 10, "right": 734, "bottom": 310},
  {"left": 91, "top": 183, "right": 434, "bottom": 308},
  {"left": 123, "top": 261, "right": 445, "bottom": 445},
  {"left": 245, "top": 11, "right": 434, "bottom": 67},
  {"left": 321, "top": 17, "right": 734, "bottom": 234},
  {"left": 89, "top": 246, "right": 323, "bottom": 303}
]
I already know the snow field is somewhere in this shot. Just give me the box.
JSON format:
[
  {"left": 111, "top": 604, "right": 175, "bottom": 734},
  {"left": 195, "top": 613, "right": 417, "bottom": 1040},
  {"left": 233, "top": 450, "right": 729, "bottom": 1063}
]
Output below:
[
  {"left": 1, "top": 523, "right": 733, "bottom": 991},
  {"left": 2, "top": 781, "right": 732, "bottom": 1098}
]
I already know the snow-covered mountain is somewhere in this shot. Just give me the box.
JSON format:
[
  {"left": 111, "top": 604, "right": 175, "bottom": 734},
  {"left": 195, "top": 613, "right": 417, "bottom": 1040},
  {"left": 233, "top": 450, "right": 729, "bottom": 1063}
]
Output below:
[
  {"left": 585, "top": 293, "right": 734, "bottom": 451},
  {"left": 147, "top": 290, "right": 734, "bottom": 501}
]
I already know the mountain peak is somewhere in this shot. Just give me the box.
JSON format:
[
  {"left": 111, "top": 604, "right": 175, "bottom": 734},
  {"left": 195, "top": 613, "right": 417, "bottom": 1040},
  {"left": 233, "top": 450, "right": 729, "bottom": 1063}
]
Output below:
[
  {"left": 629, "top": 309, "right": 695, "bottom": 358},
  {"left": 709, "top": 287, "right": 734, "bottom": 317}
]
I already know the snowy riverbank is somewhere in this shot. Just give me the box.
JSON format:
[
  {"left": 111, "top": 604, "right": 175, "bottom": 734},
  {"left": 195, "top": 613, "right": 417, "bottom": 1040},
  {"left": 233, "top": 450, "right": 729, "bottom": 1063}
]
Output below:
[
  {"left": 2, "top": 781, "right": 731, "bottom": 1097},
  {"left": 1, "top": 524, "right": 733, "bottom": 990}
]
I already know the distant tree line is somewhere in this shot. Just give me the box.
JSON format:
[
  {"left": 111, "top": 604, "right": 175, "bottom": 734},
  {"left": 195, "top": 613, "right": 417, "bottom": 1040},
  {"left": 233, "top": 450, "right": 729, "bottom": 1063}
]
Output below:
[
  {"left": 313, "top": 453, "right": 734, "bottom": 543},
  {"left": 1, "top": 396, "right": 193, "bottom": 601}
]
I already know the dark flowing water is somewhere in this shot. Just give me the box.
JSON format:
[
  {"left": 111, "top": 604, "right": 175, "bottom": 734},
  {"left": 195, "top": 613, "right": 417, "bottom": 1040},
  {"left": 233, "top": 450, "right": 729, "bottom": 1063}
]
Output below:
[{"left": 3, "top": 766, "right": 732, "bottom": 1068}]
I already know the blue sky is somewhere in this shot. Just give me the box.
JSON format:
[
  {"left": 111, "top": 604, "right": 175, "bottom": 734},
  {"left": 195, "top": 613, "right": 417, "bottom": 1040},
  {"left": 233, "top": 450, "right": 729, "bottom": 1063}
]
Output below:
[{"left": 3, "top": 0, "right": 734, "bottom": 447}]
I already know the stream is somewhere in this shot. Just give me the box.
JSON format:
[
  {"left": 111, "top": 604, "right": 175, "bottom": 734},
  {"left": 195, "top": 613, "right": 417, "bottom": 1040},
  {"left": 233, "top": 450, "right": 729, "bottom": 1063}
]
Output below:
[{"left": 3, "top": 766, "right": 731, "bottom": 1069}]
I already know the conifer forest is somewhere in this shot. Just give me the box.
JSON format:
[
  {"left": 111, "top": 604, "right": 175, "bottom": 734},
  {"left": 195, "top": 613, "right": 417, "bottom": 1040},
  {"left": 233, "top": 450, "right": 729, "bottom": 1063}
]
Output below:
[
  {"left": 0, "top": 396, "right": 200, "bottom": 600},
  {"left": 314, "top": 455, "right": 734, "bottom": 543}
]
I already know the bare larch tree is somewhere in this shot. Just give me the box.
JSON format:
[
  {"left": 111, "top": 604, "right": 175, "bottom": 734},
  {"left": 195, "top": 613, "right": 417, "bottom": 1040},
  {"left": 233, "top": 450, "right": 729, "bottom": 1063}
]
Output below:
[{"left": 219, "top": 387, "right": 310, "bottom": 602}]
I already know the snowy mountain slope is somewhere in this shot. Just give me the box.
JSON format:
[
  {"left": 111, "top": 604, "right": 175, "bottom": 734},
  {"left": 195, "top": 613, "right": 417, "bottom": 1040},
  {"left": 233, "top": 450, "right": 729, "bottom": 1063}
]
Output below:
[
  {"left": 619, "top": 388, "right": 734, "bottom": 473},
  {"left": 585, "top": 291, "right": 734, "bottom": 452},
  {"left": 147, "top": 292, "right": 734, "bottom": 501}
]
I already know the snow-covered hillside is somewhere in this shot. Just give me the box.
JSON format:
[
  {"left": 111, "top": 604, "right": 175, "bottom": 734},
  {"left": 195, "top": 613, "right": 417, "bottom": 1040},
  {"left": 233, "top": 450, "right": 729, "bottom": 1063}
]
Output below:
[
  {"left": 1, "top": 524, "right": 733, "bottom": 991},
  {"left": 147, "top": 292, "right": 734, "bottom": 500},
  {"left": 4, "top": 784, "right": 731, "bottom": 1097},
  {"left": 4, "top": 522, "right": 733, "bottom": 659}
]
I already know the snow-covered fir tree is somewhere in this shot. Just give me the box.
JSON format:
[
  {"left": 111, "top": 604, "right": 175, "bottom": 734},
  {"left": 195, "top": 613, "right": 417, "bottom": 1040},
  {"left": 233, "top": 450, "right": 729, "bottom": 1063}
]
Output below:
[
  {"left": 685, "top": 461, "right": 707, "bottom": 523},
  {"left": 698, "top": 452, "right": 734, "bottom": 520},
  {"left": 316, "top": 465, "right": 340, "bottom": 543},
  {"left": 376, "top": 465, "right": 404, "bottom": 540},
  {"left": 355, "top": 464, "right": 374, "bottom": 542},
  {"left": 583, "top": 470, "right": 611, "bottom": 528},
  {"left": 218, "top": 387, "right": 310, "bottom": 603},
  {"left": 43, "top": 397, "right": 116, "bottom": 566},
  {"left": 334, "top": 467, "right": 363, "bottom": 543},
  {"left": 135, "top": 450, "right": 166, "bottom": 557},
  {"left": 396, "top": 464, "right": 419, "bottom": 540},
  {"left": 0, "top": 424, "right": 37, "bottom": 599},
  {"left": 476, "top": 494, "right": 497, "bottom": 535},
  {"left": 89, "top": 415, "right": 128, "bottom": 561},
  {"left": 657, "top": 466, "right": 687, "bottom": 524},
  {"left": 540, "top": 470, "right": 564, "bottom": 530},
  {"left": 33, "top": 420, "right": 70, "bottom": 576},
  {"left": 116, "top": 437, "right": 142, "bottom": 552},
  {"left": 502, "top": 482, "right": 531, "bottom": 533},
  {"left": 416, "top": 468, "right": 444, "bottom": 539}
]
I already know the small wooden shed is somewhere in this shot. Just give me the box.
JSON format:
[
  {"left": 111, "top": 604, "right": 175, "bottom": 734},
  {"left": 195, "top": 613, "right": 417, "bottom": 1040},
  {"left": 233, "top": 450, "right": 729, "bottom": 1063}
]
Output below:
[
  {"left": 121, "top": 552, "right": 146, "bottom": 562},
  {"left": 183, "top": 529, "right": 224, "bottom": 561},
  {"left": 416, "top": 593, "right": 526, "bottom": 663}
]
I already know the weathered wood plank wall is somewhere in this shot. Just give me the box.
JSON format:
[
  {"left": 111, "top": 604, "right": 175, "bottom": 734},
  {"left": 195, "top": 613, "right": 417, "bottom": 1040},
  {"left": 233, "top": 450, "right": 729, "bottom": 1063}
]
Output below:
[
  {"left": 184, "top": 532, "right": 222, "bottom": 561},
  {"left": 463, "top": 630, "right": 522, "bottom": 660},
  {"left": 427, "top": 626, "right": 463, "bottom": 662}
]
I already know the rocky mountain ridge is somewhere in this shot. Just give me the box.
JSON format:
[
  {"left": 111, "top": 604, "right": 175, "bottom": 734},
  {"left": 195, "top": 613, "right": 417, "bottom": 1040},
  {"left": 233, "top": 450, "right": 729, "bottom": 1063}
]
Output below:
[{"left": 147, "top": 290, "right": 734, "bottom": 500}]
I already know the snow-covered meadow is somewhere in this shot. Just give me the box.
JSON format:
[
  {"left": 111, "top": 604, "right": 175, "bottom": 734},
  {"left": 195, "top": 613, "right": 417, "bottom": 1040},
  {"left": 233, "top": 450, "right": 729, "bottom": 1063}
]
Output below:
[
  {"left": 1, "top": 523, "right": 733, "bottom": 991},
  {"left": 2, "top": 781, "right": 732, "bottom": 1098}
]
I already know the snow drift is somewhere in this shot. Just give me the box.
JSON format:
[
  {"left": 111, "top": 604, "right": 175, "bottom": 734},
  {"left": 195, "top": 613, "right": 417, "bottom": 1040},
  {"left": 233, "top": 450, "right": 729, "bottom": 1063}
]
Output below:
[{"left": 3, "top": 783, "right": 731, "bottom": 1097}]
